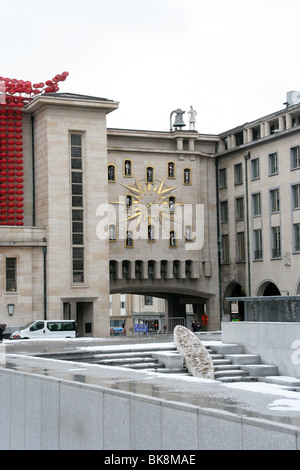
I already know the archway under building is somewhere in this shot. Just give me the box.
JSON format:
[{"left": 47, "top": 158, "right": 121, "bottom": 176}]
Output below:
[
  {"left": 224, "top": 282, "right": 245, "bottom": 321},
  {"left": 257, "top": 281, "right": 281, "bottom": 297}
]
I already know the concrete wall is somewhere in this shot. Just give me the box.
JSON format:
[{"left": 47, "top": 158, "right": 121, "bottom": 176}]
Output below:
[
  {"left": 0, "top": 367, "right": 299, "bottom": 450},
  {"left": 222, "top": 321, "right": 300, "bottom": 378}
]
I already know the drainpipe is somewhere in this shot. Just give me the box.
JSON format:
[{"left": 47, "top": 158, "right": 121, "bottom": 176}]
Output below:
[
  {"left": 43, "top": 239, "right": 47, "bottom": 321},
  {"left": 244, "top": 151, "right": 251, "bottom": 296},
  {"left": 31, "top": 115, "right": 35, "bottom": 226},
  {"left": 215, "top": 153, "right": 223, "bottom": 324}
]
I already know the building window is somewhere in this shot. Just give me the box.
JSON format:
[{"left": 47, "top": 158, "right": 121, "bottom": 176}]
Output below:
[
  {"left": 234, "top": 163, "right": 243, "bottom": 185},
  {"left": 294, "top": 224, "right": 300, "bottom": 252},
  {"left": 169, "top": 230, "right": 177, "bottom": 247},
  {"left": 183, "top": 168, "right": 192, "bottom": 185},
  {"left": 70, "top": 134, "right": 82, "bottom": 170},
  {"left": 291, "top": 146, "right": 300, "bottom": 169},
  {"left": 221, "top": 234, "right": 229, "bottom": 263},
  {"left": 220, "top": 201, "right": 228, "bottom": 223},
  {"left": 219, "top": 168, "right": 227, "bottom": 188},
  {"left": 145, "top": 295, "right": 153, "bottom": 305},
  {"left": 251, "top": 158, "right": 260, "bottom": 180},
  {"left": 271, "top": 226, "right": 281, "bottom": 258},
  {"left": 71, "top": 133, "right": 84, "bottom": 284},
  {"left": 125, "top": 230, "right": 134, "bottom": 248},
  {"left": 169, "top": 196, "right": 176, "bottom": 212},
  {"left": 109, "top": 224, "right": 117, "bottom": 241},
  {"left": 254, "top": 229, "right": 263, "bottom": 260},
  {"left": 292, "top": 184, "right": 300, "bottom": 209},
  {"left": 269, "top": 152, "right": 278, "bottom": 175},
  {"left": 108, "top": 164, "right": 116, "bottom": 182},
  {"left": 252, "top": 192, "right": 261, "bottom": 216},
  {"left": 125, "top": 194, "right": 132, "bottom": 210},
  {"left": 72, "top": 209, "right": 84, "bottom": 245},
  {"left": 270, "top": 188, "right": 280, "bottom": 213},
  {"left": 6, "top": 258, "right": 17, "bottom": 292},
  {"left": 71, "top": 172, "right": 83, "bottom": 208},
  {"left": 237, "top": 232, "right": 245, "bottom": 261},
  {"left": 124, "top": 159, "right": 132, "bottom": 177},
  {"left": 185, "top": 225, "right": 193, "bottom": 242},
  {"left": 72, "top": 248, "right": 84, "bottom": 283},
  {"left": 146, "top": 166, "right": 154, "bottom": 183},
  {"left": 148, "top": 224, "right": 155, "bottom": 242},
  {"left": 167, "top": 161, "right": 176, "bottom": 178},
  {"left": 236, "top": 197, "right": 244, "bottom": 220}
]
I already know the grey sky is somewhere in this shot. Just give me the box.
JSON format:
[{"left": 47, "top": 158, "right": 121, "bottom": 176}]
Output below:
[{"left": 1, "top": 0, "right": 300, "bottom": 133}]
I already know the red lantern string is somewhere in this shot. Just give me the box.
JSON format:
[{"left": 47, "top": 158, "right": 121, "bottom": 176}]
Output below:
[{"left": 0, "top": 71, "right": 69, "bottom": 225}]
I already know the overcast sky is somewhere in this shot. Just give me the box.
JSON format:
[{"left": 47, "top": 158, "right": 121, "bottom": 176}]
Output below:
[{"left": 2, "top": 0, "right": 300, "bottom": 134}]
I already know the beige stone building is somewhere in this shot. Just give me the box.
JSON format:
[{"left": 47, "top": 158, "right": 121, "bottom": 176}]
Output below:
[
  {"left": 2, "top": 90, "right": 300, "bottom": 335},
  {"left": 217, "top": 93, "right": 300, "bottom": 319}
]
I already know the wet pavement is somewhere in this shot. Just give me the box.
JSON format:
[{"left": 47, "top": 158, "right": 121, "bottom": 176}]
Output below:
[{"left": 2, "top": 331, "right": 300, "bottom": 429}]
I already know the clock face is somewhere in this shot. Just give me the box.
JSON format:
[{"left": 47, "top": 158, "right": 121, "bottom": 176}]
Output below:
[
  {"left": 139, "top": 190, "right": 163, "bottom": 207},
  {"left": 113, "top": 174, "right": 181, "bottom": 231}
]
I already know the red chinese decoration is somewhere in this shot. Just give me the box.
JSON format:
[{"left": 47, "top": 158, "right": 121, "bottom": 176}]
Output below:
[{"left": 0, "top": 71, "right": 69, "bottom": 225}]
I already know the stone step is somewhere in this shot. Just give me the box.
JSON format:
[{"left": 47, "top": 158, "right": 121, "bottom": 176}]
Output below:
[
  {"left": 224, "top": 354, "right": 261, "bottom": 365},
  {"left": 212, "top": 359, "right": 232, "bottom": 366},
  {"left": 210, "top": 343, "right": 245, "bottom": 355},
  {"left": 258, "top": 376, "right": 300, "bottom": 387},
  {"left": 214, "top": 364, "right": 243, "bottom": 372},
  {"left": 96, "top": 356, "right": 157, "bottom": 366},
  {"left": 241, "top": 364, "right": 278, "bottom": 377},
  {"left": 122, "top": 362, "right": 164, "bottom": 370},
  {"left": 214, "top": 369, "right": 249, "bottom": 379}
]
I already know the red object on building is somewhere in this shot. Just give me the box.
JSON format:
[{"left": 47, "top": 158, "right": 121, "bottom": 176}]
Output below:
[{"left": 0, "top": 72, "right": 69, "bottom": 225}]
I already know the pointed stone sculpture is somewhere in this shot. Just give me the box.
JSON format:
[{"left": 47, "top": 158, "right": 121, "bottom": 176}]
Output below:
[{"left": 174, "top": 325, "right": 214, "bottom": 379}]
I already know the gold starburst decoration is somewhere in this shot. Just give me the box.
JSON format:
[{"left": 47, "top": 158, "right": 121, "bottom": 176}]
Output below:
[{"left": 112, "top": 174, "right": 182, "bottom": 232}]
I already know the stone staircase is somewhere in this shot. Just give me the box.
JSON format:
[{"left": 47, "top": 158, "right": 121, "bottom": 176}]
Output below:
[{"left": 40, "top": 341, "right": 300, "bottom": 388}]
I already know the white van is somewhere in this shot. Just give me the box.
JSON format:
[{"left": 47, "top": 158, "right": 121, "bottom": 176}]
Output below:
[{"left": 10, "top": 320, "right": 77, "bottom": 340}]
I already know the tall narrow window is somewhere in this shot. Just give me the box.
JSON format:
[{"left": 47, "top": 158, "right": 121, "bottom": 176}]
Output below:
[
  {"left": 269, "top": 152, "right": 278, "bottom": 175},
  {"left": 254, "top": 229, "right": 263, "bottom": 260},
  {"left": 234, "top": 163, "right": 243, "bottom": 185},
  {"left": 292, "top": 184, "right": 300, "bottom": 209},
  {"left": 184, "top": 168, "right": 192, "bottom": 185},
  {"left": 252, "top": 193, "right": 261, "bottom": 216},
  {"left": 146, "top": 166, "right": 154, "bottom": 183},
  {"left": 251, "top": 158, "right": 260, "bottom": 180},
  {"left": 271, "top": 226, "right": 281, "bottom": 258},
  {"left": 236, "top": 197, "right": 244, "bottom": 220},
  {"left": 294, "top": 224, "right": 300, "bottom": 252},
  {"left": 71, "top": 133, "right": 84, "bottom": 283},
  {"left": 291, "top": 146, "right": 300, "bottom": 169},
  {"left": 167, "top": 161, "right": 175, "bottom": 178},
  {"left": 124, "top": 159, "right": 132, "bottom": 177},
  {"left": 108, "top": 164, "right": 116, "bottom": 182},
  {"left": 237, "top": 232, "right": 245, "bottom": 261},
  {"left": 270, "top": 188, "right": 280, "bottom": 213},
  {"left": 6, "top": 258, "right": 17, "bottom": 292},
  {"left": 221, "top": 234, "right": 229, "bottom": 263}
]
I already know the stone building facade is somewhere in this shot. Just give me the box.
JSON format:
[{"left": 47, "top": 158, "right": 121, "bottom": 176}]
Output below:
[
  {"left": 2, "top": 90, "right": 300, "bottom": 335},
  {"left": 217, "top": 97, "right": 300, "bottom": 318}
]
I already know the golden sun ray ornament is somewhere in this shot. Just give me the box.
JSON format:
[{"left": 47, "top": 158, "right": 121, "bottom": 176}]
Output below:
[{"left": 112, "top": 174, "right": 182, "bottom": 231}]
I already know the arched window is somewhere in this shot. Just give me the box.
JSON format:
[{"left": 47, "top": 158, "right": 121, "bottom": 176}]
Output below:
[
  {"left": 183, "top": 168, "right": 191, "bottom": 185},
  {"left": 169, "top": 196, "right": 176, "bottom": 213},
  {"left": 108, "top": 164, "right": 116, "bottom": 182},
  {"left": 170, "top": 230, "right": 177, "bottom": 247},
  {"left": 146, "top": 166, "right": 154, "bottom": 183},
  {"left": 109, "top": 224, "right": 117, "bottom": 241},
  {"left": 125, "top": 230, "right": 134, "bottom": 248},
  {"left": 124, "top": 159, "right": 132, "bottom": 177},
  {"left": 167, "top": 161, "right": 176, "bottom": 178},
  {"left": 125, "top": 194, "right": 133, "bottom": 210},
  {"left": 148, "top": 224, "right": 155, "bottom": 242}
]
